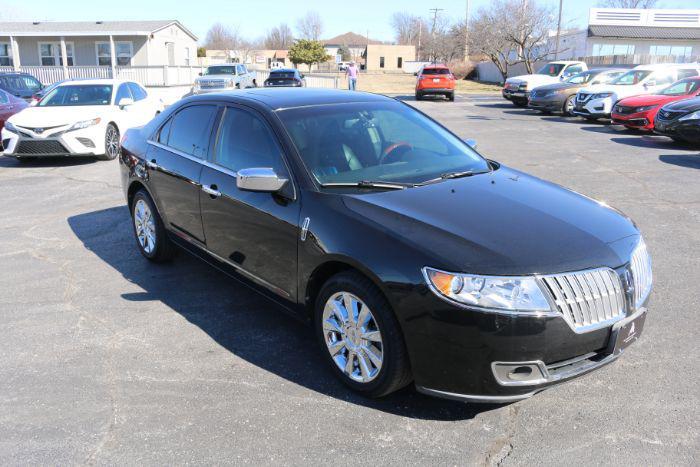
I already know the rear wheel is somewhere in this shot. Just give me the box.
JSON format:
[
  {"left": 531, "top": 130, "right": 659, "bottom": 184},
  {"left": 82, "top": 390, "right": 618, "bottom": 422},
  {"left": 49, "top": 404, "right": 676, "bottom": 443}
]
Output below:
[
  {"left": 315, "top": 271, "right": 412, "bottom": 398},
  {"left": 563, "top": 95, "right": 576, "bottom": 116},
  {"left": 671, "top": 136, "right": 686, "bottom": 144},
  {"left": 131, "top": 190, "right": 176, "bottom": 262},
  {"left": 415, "top": 92, "right": 422, "bottom": 101},
  {"left": 447, "top": 92, "right": 455, "bottom": 102},
  {"left": 97, "top": 123, "right": 120, "bottom": 161}
]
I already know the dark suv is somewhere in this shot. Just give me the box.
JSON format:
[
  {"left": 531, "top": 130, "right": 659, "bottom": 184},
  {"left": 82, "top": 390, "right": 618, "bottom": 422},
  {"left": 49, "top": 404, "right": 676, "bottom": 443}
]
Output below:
[
  {"left": 119, "top": 89, "right": 651, "bottom": 403},
  {"left": 0, "top": 72, "right": 43, "bottom": 102}
]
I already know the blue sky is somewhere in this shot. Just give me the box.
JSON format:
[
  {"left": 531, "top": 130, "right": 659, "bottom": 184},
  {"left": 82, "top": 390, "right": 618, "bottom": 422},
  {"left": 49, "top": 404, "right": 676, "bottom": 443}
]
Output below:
[{"left": 1, "top": 0, "right": 694, "bottom": 44}]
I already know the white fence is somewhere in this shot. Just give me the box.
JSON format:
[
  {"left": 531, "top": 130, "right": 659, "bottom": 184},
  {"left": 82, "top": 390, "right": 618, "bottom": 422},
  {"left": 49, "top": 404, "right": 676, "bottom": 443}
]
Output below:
[{"left": 0, "top": 65, "right": 339, "bottom": 89}]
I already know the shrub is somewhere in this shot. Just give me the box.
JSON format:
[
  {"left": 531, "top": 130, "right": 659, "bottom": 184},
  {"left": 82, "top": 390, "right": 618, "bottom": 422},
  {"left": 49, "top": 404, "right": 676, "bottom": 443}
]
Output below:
[{"left": 448, "top": 60, "right": 476, "bottom": 80}]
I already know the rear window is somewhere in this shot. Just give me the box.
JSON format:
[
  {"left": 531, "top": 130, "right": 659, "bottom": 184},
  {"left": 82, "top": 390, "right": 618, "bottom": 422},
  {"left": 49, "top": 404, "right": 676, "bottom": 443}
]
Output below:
[
  {"left": 0, "top": 75, "right": 42, "bottom": 92},
  {"left": 270, "top": 72, "right": 296, "bottom": 79},
  {"left": 39, "top": 85, "right": 113, "bottom": 106},
  {"left": 422, "top": 68, "right": 450, "bottom": 75}
]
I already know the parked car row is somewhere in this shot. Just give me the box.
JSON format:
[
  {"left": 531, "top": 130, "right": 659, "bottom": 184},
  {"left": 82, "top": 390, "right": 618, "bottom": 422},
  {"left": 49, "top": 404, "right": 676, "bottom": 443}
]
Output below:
[{"left": 503, "top": 62, "right": 700, "bottom": 145}]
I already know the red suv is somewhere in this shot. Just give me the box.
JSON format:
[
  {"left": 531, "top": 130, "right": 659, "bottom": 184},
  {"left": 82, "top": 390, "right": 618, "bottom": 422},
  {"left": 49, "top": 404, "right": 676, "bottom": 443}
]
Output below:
[
  {"left": 611, "top": 77, "right": 700, "bottom": 131},
  {"left": 415, "top": 65, "right": 455, "bottom": 101}
]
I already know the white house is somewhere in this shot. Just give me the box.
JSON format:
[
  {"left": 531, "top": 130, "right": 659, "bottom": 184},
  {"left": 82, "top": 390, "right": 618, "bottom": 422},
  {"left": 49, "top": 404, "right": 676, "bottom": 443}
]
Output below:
[{"left": 0, "top": 20, "right": 198, "bottom": 70}]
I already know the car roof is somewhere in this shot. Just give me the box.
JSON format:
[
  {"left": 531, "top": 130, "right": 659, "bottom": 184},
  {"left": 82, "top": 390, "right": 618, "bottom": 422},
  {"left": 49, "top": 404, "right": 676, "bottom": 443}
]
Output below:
[
  {"left": 633, "top": 63, "right": 700, "bottom": 70},
  {"left": 0, "top": 72, "right": 36, "bottom": 77},
  {"left": 270, "top": 68, "right": 298, "bottom": 73},
  {"left": 57, "top": 78, "right": 128, "bottom": 86},
  {"left": 423, "top": 64, "right": 448, "bottom": 69},
  {"left": 185, "top": 88, "right": 393, "bottom": 111}
]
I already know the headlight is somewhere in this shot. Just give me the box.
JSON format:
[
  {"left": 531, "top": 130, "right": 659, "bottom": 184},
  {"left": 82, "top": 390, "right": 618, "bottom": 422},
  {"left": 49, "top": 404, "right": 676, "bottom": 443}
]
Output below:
[
  {"left": 635, "top": 105, "right": 658, "bottom": 112},
  {"left": 629, "top": 238, "right": 652, "bottom": 309},
  {"left": 679, "top": 110, "right": 700, "bottom": 121},
  {"left": 67, "top": 118, "right": 101, "bottom": 132},
  {"left": 592, "top": 93, "right": 613, "bottom": 99},
  {"left": 422, "top": 267, "right": 552, "bottom": 313},
  {"left": 4, "top": 121, "right": 18, "bottom": 133},
  {"left": 518, "top": 83, "right": 528, "bottom": 90}
]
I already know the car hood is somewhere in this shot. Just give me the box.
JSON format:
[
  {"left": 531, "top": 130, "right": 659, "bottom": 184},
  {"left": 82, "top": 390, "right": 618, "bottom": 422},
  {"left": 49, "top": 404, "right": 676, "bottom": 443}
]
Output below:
[
  {"left": 532, "top": 81, "right": 580, "bottom": 92},
  {"left": 196, "top": 74, "right": 235, "bottom": 80},
  {"left": 342, "top": 166, "right": 639, "bottom": 275},
  {"left": 661, "top": 96, "right": 700, "bottom": 112},
  {"left": 581, "top": 84, "right": 647, "bottom": 99},
  {"left": 617, "top": 94, "right": 685, "bottom": 107},
  {"left": 506, "top": 74, "right": 560, "bottom": 87},
  {"left": 8, "top": 106, "right": 106, "bottom": 127}
]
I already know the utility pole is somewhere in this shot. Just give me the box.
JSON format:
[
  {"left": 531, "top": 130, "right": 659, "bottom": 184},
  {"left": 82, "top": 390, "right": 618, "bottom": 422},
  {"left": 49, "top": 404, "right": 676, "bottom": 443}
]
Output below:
[
  {"left": 554, "top": 0, "right": 563, "bottom": 60},
  {"left": 464, "top": 0, "right": 470, "bottom": 61},
  {"left": 429, "top": 8, "right": 444, "bottom": 62},
  {"left": 417, "top": 20, "right": 422, "bottom": 59}
]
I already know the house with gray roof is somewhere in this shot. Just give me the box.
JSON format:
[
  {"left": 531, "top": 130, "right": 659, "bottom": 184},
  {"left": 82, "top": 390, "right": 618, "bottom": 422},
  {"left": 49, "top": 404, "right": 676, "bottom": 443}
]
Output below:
[{"left": 0, "top": 20, "right": 198, "bottom": 70}]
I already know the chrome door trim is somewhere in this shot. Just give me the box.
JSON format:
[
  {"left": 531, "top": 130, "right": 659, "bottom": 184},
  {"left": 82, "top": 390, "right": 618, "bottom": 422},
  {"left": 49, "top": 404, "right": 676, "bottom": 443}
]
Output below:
[
  {"left": 201, "top": 184, "right": 222, "bottom": 197},
  {"left": 300, "top": 217, "right": 310, "bottom": 241}
]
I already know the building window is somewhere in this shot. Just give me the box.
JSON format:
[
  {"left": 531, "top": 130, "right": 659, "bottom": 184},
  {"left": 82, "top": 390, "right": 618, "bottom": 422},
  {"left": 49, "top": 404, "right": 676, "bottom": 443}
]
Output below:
[
  {"left": 96, "top": 41, "right": 133, "bottom": 66},
  {"left": 397, "top": 57, "right": 403, "bottom": 69},
  {"left": 379, "top": 56, "right": 385, "bottom": 68},
  {"left": 649, "top": 45, "right": 693, "bottom": 58},
  {"left": 38, "top": 42, "right": 74, "bottom": 66},
  {"left": 0, "top": 43, "right": 11, "bottom": 66},
  {"left": 184, "top": 47, "right": 191, "bottom": 66},
  {"left": 591, "top": 44, "right": 635, "bottom": 56}
]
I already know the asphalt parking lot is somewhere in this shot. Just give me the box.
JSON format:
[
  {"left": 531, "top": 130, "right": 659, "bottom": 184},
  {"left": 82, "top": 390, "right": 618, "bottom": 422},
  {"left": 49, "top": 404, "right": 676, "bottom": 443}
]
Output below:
[{"left": 1, "top": 94, "right": 698, "bottom": 465}]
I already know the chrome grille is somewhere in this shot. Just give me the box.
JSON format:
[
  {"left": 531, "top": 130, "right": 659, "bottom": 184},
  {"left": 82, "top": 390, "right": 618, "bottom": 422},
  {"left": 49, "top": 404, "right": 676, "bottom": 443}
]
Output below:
[
  {"left": 541, "top": 268, "right": 625, "bottom": 333},
  {"left": 199, "top": 79, "right": 226, "bottom": 89},
  {"left": 630, "top": 240, "right": 652, "bottom": 309}
]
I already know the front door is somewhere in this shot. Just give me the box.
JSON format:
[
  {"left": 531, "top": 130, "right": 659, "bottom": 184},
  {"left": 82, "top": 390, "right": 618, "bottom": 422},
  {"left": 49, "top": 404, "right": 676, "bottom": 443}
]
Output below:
[
  {"left": 146, "top": 103, "right": 218, "bottom": 244},
  {"left": 199, "top": 105, "right": 300, "bottom": 300}
]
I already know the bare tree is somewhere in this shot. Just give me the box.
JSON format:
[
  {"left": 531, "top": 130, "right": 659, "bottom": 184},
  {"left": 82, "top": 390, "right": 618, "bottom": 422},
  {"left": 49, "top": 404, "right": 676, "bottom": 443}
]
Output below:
[
  {"left": 204, "top": 23, "right": 240, "bottom": 50},
  {"left": 469, "top": 7, "right": 518, "bottom": 82},
  {"left": 264, "top": 23, "right": 294, "bottom": 49},
  {"left": 598, "top": 0, "right": 657, "bottom": 8},
  {"left": 504, "top": 0, "right": 558, "bottom": 73},
  {"left": 296, "top": 11, "right": 323, "bottom": 41}
]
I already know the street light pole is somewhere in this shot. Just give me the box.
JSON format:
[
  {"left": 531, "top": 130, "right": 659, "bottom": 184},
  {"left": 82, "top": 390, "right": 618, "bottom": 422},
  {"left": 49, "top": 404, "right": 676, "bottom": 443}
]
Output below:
[
  {"left": 464, "top": 0, "right": 470, "bottom": 61},
  {"left": 555, "top": 0, "right": 563, "bottom": 60}
]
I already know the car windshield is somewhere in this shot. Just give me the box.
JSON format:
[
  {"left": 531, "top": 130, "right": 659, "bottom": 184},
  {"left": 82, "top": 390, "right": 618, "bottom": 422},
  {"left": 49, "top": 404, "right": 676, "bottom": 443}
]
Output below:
[
  {"left": 611, "top": 70, "right": 652, "bottom": 85},
  {"left": 537, "top": 64, "right": 566, "bottom": 77},
  {"left": 278, "top": 101, "right": 491, "bottom": 186},
  {"left": 659, "top": 79, "right": 700, "bottom": 96},
  {"left": 565, "top": 71, "right": 593, "bottom": 85},
  {"left": 204, "top": 66, "right": 236, "bottom": 75},
  {"left": 0, "top": 75, "right": 42, "bottom": 93},
  {"left": 422, "top": 68, "right": 450, "bottom": 75},
  {"left": 270, "top": 72, "right": 296, "bottom": 79},
  {"left": 39, "top": 85, "right": 113, "bottom": 106}
]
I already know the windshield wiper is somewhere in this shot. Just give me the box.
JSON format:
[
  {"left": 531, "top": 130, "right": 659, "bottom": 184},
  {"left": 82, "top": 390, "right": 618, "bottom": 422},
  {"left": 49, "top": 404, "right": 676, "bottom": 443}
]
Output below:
[
  {"left": 417, "top": 170, "right": 479, "bottom": 186},
  {"left": 320, "top": 180, "right": 410, "bottom": 190}
]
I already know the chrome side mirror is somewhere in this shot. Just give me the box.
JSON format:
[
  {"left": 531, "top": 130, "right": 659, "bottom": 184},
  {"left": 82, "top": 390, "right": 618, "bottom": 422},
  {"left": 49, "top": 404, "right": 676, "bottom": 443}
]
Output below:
[
  {"left": 465, "top": 139, "right": 477, "bottom": 150},
  {"left": 118, "top": 97, "right": 134, "bottom": 108},
  {"left": 236, "top": 167, "right": 288, "bottom": 192}
]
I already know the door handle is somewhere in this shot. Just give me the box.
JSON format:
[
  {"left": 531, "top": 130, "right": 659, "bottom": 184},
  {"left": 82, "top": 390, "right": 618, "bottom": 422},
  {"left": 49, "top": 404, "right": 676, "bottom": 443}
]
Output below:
[
  {"left": 202, "top": 184, "right": 221, "bottom": 198},
  {"left": 146, "top": 159, "right": 160, "bottom": 170}
]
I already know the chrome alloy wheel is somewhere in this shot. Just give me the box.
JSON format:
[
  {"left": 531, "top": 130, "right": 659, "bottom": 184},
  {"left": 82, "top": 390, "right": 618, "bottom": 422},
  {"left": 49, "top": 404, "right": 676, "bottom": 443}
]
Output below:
[
  {"left": 322, "top": 292, "right": 384, "bottom": 383},
  {"left": 134, "top": 199, "right": 156, "bottom": 254},
  {"left": 106, "top": 126, "right": 120, "bottom": 159},
  {"left": 565, "top": 95, "right": 575, "bottom": 115}
]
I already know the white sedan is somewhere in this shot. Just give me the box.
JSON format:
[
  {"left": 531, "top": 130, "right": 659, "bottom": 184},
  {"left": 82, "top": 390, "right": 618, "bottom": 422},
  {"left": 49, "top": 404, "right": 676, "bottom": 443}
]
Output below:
[{"left": 1, "top": 79, "right": 163, "bottom": 161}]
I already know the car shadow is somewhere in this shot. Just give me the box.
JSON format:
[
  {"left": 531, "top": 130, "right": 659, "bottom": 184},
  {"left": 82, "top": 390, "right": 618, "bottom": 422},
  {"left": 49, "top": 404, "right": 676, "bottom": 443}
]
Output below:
[
  {"left": 474, "top": 102, "right": 519, "bottom": 109},
  {"left": 394, "top": 95, "right": 451, "bottom": 102},
  {"left": 0, "top": 156, "right": 98, "bottom": 168},
  {"left": 610, "top": 135, "right": 696, "bottom": 150},
  {"left": 659, "top": 153, "right": 700, "bottom": 169},
  {"left": 67, "top": 206, "right": 502, "bottom": 421}
]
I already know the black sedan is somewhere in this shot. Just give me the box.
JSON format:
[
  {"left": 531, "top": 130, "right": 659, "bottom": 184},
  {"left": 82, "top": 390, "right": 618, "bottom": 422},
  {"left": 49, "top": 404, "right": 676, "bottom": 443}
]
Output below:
[
  {"left": 264, "top": 69, "right": 305, "bottom": 87},
  {"left": 654, "top": 97, "right": 700, "bottom": 144},
  {"left": 119, "top": 89, "right": 652, "bottom": 403}
]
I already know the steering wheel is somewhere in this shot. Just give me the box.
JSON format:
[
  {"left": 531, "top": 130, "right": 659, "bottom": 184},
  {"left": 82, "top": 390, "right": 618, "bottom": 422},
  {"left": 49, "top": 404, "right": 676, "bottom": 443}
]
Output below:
[{"left": 379, "top": 142, "right": 413, "bottom": 165}]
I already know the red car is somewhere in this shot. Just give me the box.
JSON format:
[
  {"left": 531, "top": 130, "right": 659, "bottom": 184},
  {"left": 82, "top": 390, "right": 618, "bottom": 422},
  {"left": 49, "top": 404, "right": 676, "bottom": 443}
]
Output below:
[
  {"left": 611, "top": 77, "right": 700, "bottom": 130},
  {"left": 0, "top": 88, "right": 28, "bottom": 145},
  {"left": 415, "top": 64, "right": 455, "bottom": 101}
]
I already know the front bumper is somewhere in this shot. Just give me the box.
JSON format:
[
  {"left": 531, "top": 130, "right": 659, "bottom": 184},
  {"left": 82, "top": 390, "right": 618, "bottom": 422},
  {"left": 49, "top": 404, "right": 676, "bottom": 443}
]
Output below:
[
  {"left": 1, "top": 125, "right": 106, "bottom": 157},
  {"left": 611, "top": 112, "right": 654, "bottom": 130},
  {"left": 573, "top": 96, "right": 614, "bottom": 118},
  {"left": 418, "top": 87, "right": 454, "bottom": 94},
  {"left": 502, "top": 89, "right": 529, "bottom": 101},
  {"left": 654, "top": 118, "right": 700, "bottom": 143},
  {"left": 528, "top": 97, "right": 564, "bottom": 112}
]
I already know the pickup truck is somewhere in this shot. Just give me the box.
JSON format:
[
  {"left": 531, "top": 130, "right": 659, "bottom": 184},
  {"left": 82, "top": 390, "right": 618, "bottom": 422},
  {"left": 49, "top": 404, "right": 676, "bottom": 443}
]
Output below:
[
  {"left": 502, "top": 61, "right": 588, "bottom": 107},
  {"left": 192, "top": 64, "right": 256, "bottom": 94}
]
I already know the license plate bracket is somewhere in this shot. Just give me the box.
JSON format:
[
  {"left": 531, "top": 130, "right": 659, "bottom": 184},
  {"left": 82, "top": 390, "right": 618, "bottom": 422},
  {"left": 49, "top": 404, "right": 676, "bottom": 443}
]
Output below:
[{"left": 609, "top": 309, "right": 646, "bottom": 356}]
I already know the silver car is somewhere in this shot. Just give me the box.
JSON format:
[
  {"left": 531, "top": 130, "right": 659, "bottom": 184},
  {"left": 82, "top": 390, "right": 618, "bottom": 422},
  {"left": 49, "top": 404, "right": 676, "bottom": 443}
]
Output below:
[{"left": 193, "top": 64, "right": 256, "bottom": 94}]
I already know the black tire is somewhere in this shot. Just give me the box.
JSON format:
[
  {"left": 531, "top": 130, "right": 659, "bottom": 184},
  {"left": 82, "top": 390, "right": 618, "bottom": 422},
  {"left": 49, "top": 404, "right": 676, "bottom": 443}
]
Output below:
[
  {"left": 415, "top": 92, "right": 422, "bottom": 101},
  {"left": 315, "top": 271, "right": 412, "bottom": 398},
  {"left": 447, "top": 92, "right": 455, "bottom": 102},
  {"left": 130, "top": 190, "right": 176, "bottom": 262},
  {"left": 671, "top": 136, "right": 686, "bottom": 144},
  {"left": 562, "top": 95, "right": 576, "bottom": 116},
  {"left": 584, "top": 117, "right": 598, "bottom": 121},
  {"left": 97, "top": 123, "right": 120, "bottom": 161}
]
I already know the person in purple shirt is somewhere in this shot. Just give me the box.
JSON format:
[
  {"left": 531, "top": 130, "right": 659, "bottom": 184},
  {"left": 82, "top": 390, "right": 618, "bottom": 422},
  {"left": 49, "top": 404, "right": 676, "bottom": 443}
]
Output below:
[{"left": 345, "top": 61, "right": 358, "bottom": 91}]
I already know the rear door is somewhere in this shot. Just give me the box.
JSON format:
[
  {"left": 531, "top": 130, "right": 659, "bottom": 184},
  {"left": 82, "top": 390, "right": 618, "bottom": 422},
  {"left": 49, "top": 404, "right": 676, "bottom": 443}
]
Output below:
[
  {"left": 146, "top": 103, "right": 218, "bottom": 244},
  {"left": 126, "top": 82, "right": 157, "bottom": 124},
  {"left": 199, "top": 105, "right": 300, "bottom": 299}
]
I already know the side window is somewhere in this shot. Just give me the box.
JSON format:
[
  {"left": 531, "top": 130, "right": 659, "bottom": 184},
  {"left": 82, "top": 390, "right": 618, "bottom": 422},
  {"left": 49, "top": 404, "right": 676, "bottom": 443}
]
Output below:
[
  {"left": 0, "top": 90, "right": 8, "bottom": 105},
  {"left": 566, "top": 65, "right": 582, "bottom": 75},
  {"left": 213, "top": 107, "right": 286, "bottom": 174},
  {"left": 167, "top": 105, "right": 217, "bottom": 159},
  {"left": 157, "top": 117, "right": 173, "bottom": 144},
  {"left": 654, "top": 72, "right": 674, "bottom": 86},
  {"left": 239, "top": 65, "right": 248, "bottom": 74},
  {"left": 127, "top": 82, "right": 147, "bottom": 101},
  {"left": 115, "top": 83, "right": 132, "bottom": 103}
]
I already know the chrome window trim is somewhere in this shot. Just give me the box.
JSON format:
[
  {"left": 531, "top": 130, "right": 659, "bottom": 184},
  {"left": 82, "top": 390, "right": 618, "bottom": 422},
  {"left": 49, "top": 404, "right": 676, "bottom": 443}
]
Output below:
[
  {"left": 416, "top": 386, "right": 538, "bottom": 403},
  {"left": 147, "top": 139, "right": 234, "bottom": 176}
]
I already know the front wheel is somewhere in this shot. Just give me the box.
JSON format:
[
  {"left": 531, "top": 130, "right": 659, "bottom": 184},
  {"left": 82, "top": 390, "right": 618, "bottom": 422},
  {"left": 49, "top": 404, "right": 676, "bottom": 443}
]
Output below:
[
  {"left": 131, "top": 190, "right": 176, "bottom": 262},
  {"left": 315, "top": 271, "right": 412, "bottom": 398},
  {"left": 415, "top": 92, "right": 422, "bottom": 101},
  {"left": 563, "top": 95, "right": 576, "bottom": 116},
  {"left": 97, "top": 123, "right": 120, "bottom": 161}
]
